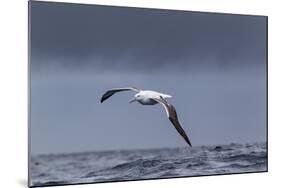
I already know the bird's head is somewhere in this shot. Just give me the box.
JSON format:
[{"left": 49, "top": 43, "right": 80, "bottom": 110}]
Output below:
[{"left": 129, "top": 93, "right": 141, "bottom": 103}]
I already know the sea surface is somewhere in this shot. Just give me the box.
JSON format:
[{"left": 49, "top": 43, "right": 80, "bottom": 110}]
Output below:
[{"left": 30, "top": 142, "right": 267, "bottom": 187}]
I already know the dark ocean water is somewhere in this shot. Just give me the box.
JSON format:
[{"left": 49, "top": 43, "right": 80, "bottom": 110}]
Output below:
[{"left": 30, "top": 142, "right": 267, "bottom": 187}]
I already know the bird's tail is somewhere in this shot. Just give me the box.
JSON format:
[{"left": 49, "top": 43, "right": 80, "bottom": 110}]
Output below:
[{"left": 162, "top": 94, "right": 172, "bottom": 99}]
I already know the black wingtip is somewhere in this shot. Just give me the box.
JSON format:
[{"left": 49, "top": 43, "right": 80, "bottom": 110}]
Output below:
[
  {"left": 186, "top": 139, "right": 192, "bottom": 147},
  {"left": 100, "top": 97, "right": 105, "bottom": 103}
]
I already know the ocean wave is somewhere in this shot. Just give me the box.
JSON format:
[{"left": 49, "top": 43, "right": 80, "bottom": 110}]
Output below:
[{"left": 30, "top": 142, "right": 267, "bottom": 187}]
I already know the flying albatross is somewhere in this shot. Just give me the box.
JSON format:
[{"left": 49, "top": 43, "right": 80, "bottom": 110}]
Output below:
[{"left": 100, "top": 87, "right": 192, "bottom": 147}]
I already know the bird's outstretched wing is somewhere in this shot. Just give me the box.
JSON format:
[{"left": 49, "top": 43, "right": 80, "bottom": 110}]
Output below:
[
  {"left": 100, "top": 87, "right": 140, "bottom": 103},
  {"left": 151, "top": 97, "right": 192, "bottom": 147}
]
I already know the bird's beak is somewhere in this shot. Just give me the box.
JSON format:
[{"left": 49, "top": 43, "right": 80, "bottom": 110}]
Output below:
[{"left": 129, "top": 98, "right": 137, "bottom": 103}]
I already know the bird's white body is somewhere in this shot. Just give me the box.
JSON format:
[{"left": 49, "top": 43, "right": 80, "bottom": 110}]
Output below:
[{"left": 133, "top": 90, "right": 172, "bottom": 105}]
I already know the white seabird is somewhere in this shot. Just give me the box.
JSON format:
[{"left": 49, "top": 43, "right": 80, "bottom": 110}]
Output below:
[{"left": 100, "top": 87, "right": 192, "bottom": 147}]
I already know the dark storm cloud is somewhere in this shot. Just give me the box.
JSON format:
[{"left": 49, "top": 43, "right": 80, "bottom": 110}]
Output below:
[
  {"left": 30, "top": 1, "right": 267, "bottom": 72},
  {"left": 30, "top": 1, "right": 267, "bottom": 154}
]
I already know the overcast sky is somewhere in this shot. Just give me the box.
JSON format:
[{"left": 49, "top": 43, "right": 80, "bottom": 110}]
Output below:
[{"left": 30, "top": 1, "right": 267, "bottom": 154}]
